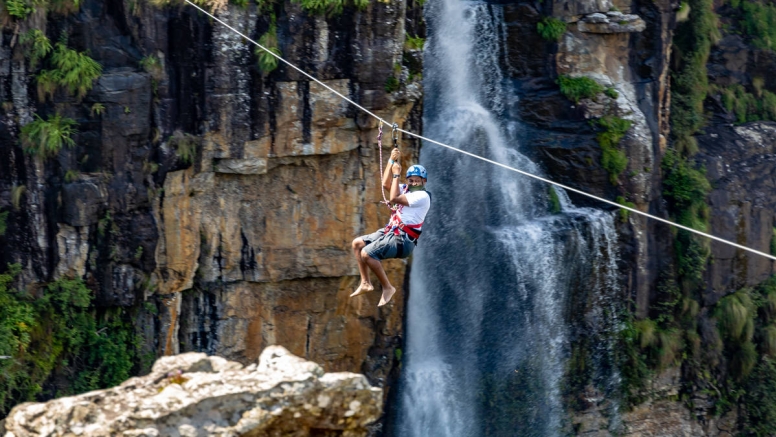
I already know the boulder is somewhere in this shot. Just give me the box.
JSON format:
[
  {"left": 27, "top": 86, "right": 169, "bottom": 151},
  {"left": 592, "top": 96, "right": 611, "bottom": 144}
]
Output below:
[{"left": 0, "top": 346, "right": 382, "bottom": 437}]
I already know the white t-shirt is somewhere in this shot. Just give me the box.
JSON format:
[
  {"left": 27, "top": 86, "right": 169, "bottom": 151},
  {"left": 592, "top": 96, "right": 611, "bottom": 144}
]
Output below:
[{"left": 396, "top": 184, "right": 431, "bottom": 225}]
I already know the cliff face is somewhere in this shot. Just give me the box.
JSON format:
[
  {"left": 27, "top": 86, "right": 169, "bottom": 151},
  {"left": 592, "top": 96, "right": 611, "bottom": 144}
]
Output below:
[
  {"left": 498, "top": 0, "right": 776, "bottom": 433},
  {"left": 0, "top": 0, "right": 421, "bottom": 405},
  {"left": 3, "top": 0, "right": 776, "bottom": 432}
]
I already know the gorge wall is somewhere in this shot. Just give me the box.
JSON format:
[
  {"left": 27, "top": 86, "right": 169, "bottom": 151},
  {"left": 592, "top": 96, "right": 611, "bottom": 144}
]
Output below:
[
  {"left": 0, "top": 0, "right": 422, "bottom": 415},
  {"left": 2, "top": 0, "right": 776, "bottom": 434},
  {"left": 507, "top": 0, "right": 776, "bottom": 433}
]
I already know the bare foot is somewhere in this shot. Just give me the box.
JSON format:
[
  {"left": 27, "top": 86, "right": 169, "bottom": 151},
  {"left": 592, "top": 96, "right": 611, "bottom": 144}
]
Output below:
[
  {"left": 378, "top": 285, "right": 396, "bottom": 306},
  {"left": 350, "top": 282, "right": 374, "bottom": 298}
]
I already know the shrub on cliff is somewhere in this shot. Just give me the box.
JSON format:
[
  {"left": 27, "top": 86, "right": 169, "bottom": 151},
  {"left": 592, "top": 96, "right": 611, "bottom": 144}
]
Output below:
[
  {"left": 292, "top": 0, "right": 367, "bottom": 15},
  {"left": 741, "top": 358, "right": 776, "bottom": 435},
  {"left": 256, "top": 14, "right": 281, "bottom": 74},
  {"left": 2, "top": 0, "right": 34, "bottom": 19},
  {"left": 148, "top": 0, "right": 229, "bottom": 12},
  {"left": 596, "top": 116, "right": 632, "bottom": 184},
  {"left": 0, "top": 0, "right": 82, "bottom": 20},
  {"left": 537, "top": 16, "right": 567, "bottom": 41},
  {"left": 169, "top": 130, "right": 199, "bottom": 165},
  {"left": 0, "top": 265, "right": 141, "bottom": 417},
  {"left": 661, "top": 149, "right": 710, "bottom": 230},
  {"left": 20, "top": 29, "right": 51, "bottom": 69},
  {"left": 557, "top": 75, "right": 604, "bottom": 103},
  {"left": 736, "top": 0, "right": 776, "bottom": 51},
  {"left": 20, "top": 113, "right": 78, "bottom": 158},
  {"left": 19, "top": 113, "right": 76, "bottom": 156},
  {"left": 36, "top": 42, "right": 102, "bottom": 101},
  {"left": 670, "top": 0, "right": 719, "bottom": 155},
  {"left": 716, "top": 84, "right": 776, "bottom": 124}
]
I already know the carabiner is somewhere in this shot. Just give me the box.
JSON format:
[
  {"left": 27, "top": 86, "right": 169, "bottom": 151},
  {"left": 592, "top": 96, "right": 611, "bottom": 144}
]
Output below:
[{"left": 392, "top": 123, "right": 399, "bottom": 148}]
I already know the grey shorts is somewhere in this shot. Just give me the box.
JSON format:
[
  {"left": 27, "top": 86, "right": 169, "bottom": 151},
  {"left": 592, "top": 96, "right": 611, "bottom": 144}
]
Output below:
[{"left": 360, "top": 228, "right": 415, "bottom": 261}]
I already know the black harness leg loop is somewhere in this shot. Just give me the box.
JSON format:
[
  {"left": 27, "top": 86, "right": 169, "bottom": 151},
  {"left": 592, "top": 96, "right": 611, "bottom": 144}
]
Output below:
[{"left": 396, "top": 236, "right": 404, "bottom": 259}]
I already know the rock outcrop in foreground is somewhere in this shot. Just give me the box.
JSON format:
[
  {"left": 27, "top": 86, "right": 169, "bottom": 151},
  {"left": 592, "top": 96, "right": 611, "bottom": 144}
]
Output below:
[{"left": 0, "top": 346, "right": 381, "bottom": 437}]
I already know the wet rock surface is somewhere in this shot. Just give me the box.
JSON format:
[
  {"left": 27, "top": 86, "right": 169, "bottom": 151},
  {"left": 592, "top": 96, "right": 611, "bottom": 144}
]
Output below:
[
  {"left": 695, "top": 122, "right": 776, "bottom": 304},
  {"left": 0, "top": 346, "right": 383, "bottom": 437}
]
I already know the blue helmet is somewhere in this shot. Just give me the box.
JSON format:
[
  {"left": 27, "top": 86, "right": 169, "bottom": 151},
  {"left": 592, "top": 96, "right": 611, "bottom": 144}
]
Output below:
[{"left": 406, "top": 165, "right": 428, "bottom": 179}]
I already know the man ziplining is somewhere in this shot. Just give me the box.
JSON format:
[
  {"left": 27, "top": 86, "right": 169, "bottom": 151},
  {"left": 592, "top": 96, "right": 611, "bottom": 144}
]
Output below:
[{"left": 350, "top": 147, "right": 431, "bottom": 306}]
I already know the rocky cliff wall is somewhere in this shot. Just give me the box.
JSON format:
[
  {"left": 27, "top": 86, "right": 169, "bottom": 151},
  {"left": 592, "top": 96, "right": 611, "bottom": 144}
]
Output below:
[
  {"left": 0, "top": 0, "right": 422, "bottom": 408},
  {"left": 499, "top": 0, "right": 776, "bottom": 433}
]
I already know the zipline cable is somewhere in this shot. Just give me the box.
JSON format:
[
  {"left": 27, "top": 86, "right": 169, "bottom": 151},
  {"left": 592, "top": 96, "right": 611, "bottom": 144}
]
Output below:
[{"left": 183, "top": 0, "right": 776, "bottom": 263}]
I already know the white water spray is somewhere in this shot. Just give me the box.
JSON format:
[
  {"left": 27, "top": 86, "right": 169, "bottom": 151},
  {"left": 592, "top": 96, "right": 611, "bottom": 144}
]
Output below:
[{"left": 396, "top": 0, "right": 622, "bottom": 435}]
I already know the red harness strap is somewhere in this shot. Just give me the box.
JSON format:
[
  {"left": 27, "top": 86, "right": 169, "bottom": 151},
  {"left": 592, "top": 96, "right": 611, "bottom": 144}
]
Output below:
[{"left": 385, "top": 212, "right": 423, "bottom": 240}]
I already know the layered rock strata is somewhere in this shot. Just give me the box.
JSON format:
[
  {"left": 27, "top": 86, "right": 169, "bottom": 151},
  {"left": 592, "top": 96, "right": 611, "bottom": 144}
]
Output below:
[
  {"left": 0, "top": 346, "right": 383, "bottom": 437},
  {"left": 0, "top": 0, "right": 422, "bottom": 408}
]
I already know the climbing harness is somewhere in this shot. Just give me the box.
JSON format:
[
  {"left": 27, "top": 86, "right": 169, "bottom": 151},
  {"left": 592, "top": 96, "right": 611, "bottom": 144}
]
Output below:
[
  {"left": 383, "top": 185, "right": 425, "bottom": 258},
  {"left": 182, "top": 0, "right": 776, "bottom": 263}
]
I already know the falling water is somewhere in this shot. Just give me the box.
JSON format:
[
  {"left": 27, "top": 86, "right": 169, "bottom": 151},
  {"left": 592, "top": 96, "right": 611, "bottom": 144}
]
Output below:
[{"left": 395, "top": 0, "right": 622, "bottom": 435}]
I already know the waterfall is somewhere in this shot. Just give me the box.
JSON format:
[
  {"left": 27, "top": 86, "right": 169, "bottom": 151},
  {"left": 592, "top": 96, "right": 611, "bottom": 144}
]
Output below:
[{"left": 394, "top": 0, "right": 623, "bottom": 435}]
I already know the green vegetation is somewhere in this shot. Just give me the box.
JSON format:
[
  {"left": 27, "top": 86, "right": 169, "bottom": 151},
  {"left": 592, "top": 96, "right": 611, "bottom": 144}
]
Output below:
[
  {"left": 670, "top": 0, "right": 719, "bottom": 155},
  {"left": 0, "top": 0, "right": 82, "bottom": 20},
  {"left": 143, "top": 160, "right": 160, "bottom": 174},
  {"left": 170, "top": 130, "right": 199, "bottom": 165},
  {"left": 741, "top": 358, "right": 776, "bottom": 436},
  {"left": 715, "top": 84, "right": 776, "bottom": 124},
  {"left": 139, "top": 54, "right": 163, "bottom": 79},
  {"left": 548, "top": 186, "right": 561, "bottom": 214},
  {"left": 97, "top": 210, "right": 112, "bottom": 238},
  {"left": 20, "top": 113, "right": 78, "bottom": 158},
  {"left": 385, "top": 76, "right": 399, "bottom": 93},
  {"left": 20, "top": 29, "right": 52, "bottom": 70},
  {"left": 716, "top": 289, "right": 758, "bottom": 379},
  {"left": 658, "top": 0, "right": 719, "bottom": 403},
  {"left": 617, "top": 270, "right": 707, "bottom": 408},
  {"left": 616, "top": 196, "right": 636, "bottom": 222},
  {"left": 0, "top": 211, "right": 7, "bottom": 236},
  {"left": 536, "top": 16, "right": 567, "bottom": 41},
  {"left": 3, "top": 0, "right": 34, "bottom": 18},
  {"left": 661, "top": 149, "right": 711, "bottom": 290},
  {"left": 734, "top": 0, "right": 776, "bottom": 51},
  {"left": 64, "top": 169, "right": 79, "bottom": 182},
  {"left": 617, "top": 315, "right": 653, "bottom": 406},
  {"left": 596, "top": 116, "right": 632, "bottom": 184},
  {"left": 404, "top": 35, "right": 425, "bottom": 51},
  {"left": 0, "top": 266, "right": 142, "bottom": 416},
  {"left": 256, "top": 14, "right": 281, "bottom": 74},
  {"left": 771, "top": 227, "right": 776, "bottom": 256},
  {"left": 661, "top": 149, "right": 711, "bottom": 231},
  {"left": 291, "top": 0, "right": 368, "bottom": 16},
  {"left": 36, "top": 42, "right": 102, "bottom": 101},
  {"left": 604, "top": 87, "right": 618, "bottom": 99},
  {"left": 557, "top": 75, "right": 604, "bottom": 104},
  {"left": 90, "top": 102, "right": 105, "bottom": 117},
  {"left": 147, "top": 0, "right": 225, "bottom": 11}
]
